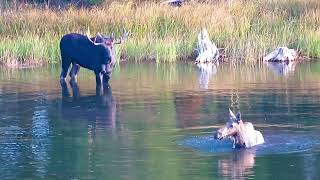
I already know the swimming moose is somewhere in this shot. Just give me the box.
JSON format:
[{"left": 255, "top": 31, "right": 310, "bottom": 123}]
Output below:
[
  {"left": 214, "top": 109, "right": 264, "bottom": 148},
  {"left": 59, "top": 30, "right": 129, "bottom": 86}
]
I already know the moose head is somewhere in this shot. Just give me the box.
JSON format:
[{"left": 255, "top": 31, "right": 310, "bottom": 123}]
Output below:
[
  {"left": 214, "top": 108, "right": 242, "bottom": 141},
  {"left": 85, "top": 29, "right": 129, "bottom": 83},
  {"left": 214, "top": 108, "right": 265, "bottom": 148}
]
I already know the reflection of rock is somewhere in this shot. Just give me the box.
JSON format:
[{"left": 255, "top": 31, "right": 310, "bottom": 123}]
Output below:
[
  {"left": 196, "top": 62, "right": 218, "bottom": 89},
  {"left": 60, "top": 81, "right": 116, "bottom": 130},
  {"left": 265, "top": 61, "right": 298, "bottom": 76},
  {"left": 218, "top": 149, "right": 256, "bottom": 179}
]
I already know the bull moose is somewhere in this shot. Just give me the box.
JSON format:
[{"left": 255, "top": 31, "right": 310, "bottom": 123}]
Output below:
[{"left": 59, "top": 30, "right": 129, "bottom": 86}]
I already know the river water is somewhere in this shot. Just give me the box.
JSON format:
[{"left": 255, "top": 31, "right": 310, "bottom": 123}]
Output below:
[{"left": 0, "top": 61, "right": 320, "bottom": 179}]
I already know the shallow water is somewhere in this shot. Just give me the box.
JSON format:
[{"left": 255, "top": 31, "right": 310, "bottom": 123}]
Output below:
[{"left": 0, "top": 61, "right": 320, "bottom": 179}]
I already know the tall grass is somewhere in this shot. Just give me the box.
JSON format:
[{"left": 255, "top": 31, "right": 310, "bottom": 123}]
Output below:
[{"left": 0, "top": 0, "right": 319, "bottom": 66}]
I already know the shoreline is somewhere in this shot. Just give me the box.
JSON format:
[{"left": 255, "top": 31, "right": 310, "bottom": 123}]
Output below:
[
  {"left": 0, "top": 0, "right": 319, "bottom": 66},
  {"left": 2, "top": 57, "right": 318, "bottom": 70}
]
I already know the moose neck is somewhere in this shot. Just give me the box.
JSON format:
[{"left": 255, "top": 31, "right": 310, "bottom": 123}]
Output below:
[{"left": 232, "top": 122, "right": 247, "bottom": 148}]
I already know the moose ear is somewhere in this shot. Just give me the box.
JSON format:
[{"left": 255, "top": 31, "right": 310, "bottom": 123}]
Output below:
[
  {"left": 123, "top": 30, "right": 129, "bottom": 41},
  {"left": 111, "top": 32, "right": 115, "bottom": 40},
  {"left": 95, "top": 32, "right": 104, "bottom": 43},
  {"left": 229, "top": 108, "right": 236, "bottom": 120},
  {"left": 236, "top": 112, "right": 241, "bottom": 123}
]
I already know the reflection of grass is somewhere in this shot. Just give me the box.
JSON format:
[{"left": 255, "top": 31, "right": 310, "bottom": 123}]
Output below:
[
  {"left": 309, "top": 60, "right": 320, "bottom": 75},
  {"left": 0, "top": 0, "right": 319, "bottom": 65}
]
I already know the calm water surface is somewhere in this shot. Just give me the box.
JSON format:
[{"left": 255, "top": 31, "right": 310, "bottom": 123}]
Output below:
[{"left": 0, "top": 61, "right": 320, "bottom": 179}]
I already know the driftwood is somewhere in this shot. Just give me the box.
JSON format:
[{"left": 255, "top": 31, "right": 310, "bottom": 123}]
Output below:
[
  {"left": 195, "top": 28, "right": 221, "bottom": 64},
  {"left": 263, "top": 47, "right": 300, "bottom": 62}
]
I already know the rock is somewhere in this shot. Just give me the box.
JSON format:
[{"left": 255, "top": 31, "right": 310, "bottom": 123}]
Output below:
[{"left": 263, "top": 47, "right": 300, "bottom": 62}]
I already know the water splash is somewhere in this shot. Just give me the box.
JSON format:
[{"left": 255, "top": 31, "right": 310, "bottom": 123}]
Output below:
[{"left": 178, "top": 131, "right": 320, "bottom": 156}]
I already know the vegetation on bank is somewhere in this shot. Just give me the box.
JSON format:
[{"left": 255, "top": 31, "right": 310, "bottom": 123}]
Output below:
[{"left": 0, "top": 0, "right": 319, "bottom": 66}]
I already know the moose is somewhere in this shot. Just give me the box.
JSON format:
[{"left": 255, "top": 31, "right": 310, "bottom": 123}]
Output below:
[
  {"left": 59, "top": 30, "right": 129, "bottom": 86},
  {"left": 214, "top": 109, "right": 264, "bottom": 148}
]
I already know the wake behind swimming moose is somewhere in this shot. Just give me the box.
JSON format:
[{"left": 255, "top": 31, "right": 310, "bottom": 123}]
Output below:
[
  {"left": 59, "top": 30, "right": 129, "bottom": 85},
  {"left": 214, "top": 109, "right": 264, "bottom": 148}
]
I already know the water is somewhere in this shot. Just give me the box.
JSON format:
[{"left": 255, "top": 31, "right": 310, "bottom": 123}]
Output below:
[{"left": 0, "top": 61, "right": 320, "bottom": 179}]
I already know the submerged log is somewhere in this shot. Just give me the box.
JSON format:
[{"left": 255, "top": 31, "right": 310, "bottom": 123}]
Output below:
[
  {"left": 263, "top": 47, "right": 301, "bottom": 62},
  {"left": 195, "top": 28, "right": 220, "bottom": 64}
]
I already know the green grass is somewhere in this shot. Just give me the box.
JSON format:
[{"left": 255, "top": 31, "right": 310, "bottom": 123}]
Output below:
[{"left": 0, "top": 0, "right": 319, "bottom": 66}]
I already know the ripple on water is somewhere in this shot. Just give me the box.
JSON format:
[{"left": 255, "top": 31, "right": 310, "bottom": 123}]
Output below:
[{"left": 178, "top": 131, "right": 320, "bottom": 156}]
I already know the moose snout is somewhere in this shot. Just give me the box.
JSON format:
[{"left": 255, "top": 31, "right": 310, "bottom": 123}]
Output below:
[
  {"left": 214, "top": 131, "right": 223, "bottom": 140},
  {"left": 214, "top": 132, "right": 218, "bottom": 139},
  {"left": 101, "top": 64, "right": 113, "bottom": 75}
]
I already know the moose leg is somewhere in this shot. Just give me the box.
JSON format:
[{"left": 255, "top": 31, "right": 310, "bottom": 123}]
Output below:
[
  {"left": 60, "top": 80, "right": 70, "bottom": 99},
  {"left": 96, "top": 83, "right": 103, "bottom": 96},
  {"left": 69, "top": 63, "right": 80, "bottom": 82},
  {"left": 101, "top": 64, "right": 112, "bottom": 84},
  {"left": 60, "top": 54, "right": 71, "bottom": 84},
  {"left": 95, "top": 72, "right": 104, "bottom": 95},
  {"left": 69, "top": 79, "right": 80, "bottom": 100},
  {"left": 95, "top": 71, "right": 103, "bottom": 86},
  {"left": 103, "top": 73, "right": 111, "bottom": 84}
]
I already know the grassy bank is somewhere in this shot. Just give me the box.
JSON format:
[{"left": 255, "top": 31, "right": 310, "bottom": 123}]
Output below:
[{"left": 0, "top": 0, "right": 319, "bottom": 65}]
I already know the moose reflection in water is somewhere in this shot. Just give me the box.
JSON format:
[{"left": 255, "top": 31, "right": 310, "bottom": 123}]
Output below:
[
  {"left": 196, "top": 62, "right": 218, "bottom": 90},
  {"left": 218, "top": 149, "right": 256, "bottom": 180},
  {"left": 60, "top": 81, "right": 116, "bottom": 130},
  {"left": 214, "top": 109, "right": 264, "bottom": 148}
]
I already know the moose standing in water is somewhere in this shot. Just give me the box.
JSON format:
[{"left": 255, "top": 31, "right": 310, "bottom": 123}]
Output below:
[
  {"left": 59, "top": 30, "right": 129, "bottom": 86},
  {"left": 214, "top": 109, "right": 264, "bottom": 148}
]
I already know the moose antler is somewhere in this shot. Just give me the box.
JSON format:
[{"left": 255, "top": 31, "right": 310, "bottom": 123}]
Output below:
[
  {"left": 87, "top": 32, "right": 104, "bottom": 46},
  {"left": 114, "top": 28, "right": 130, "bottom": 45}
]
